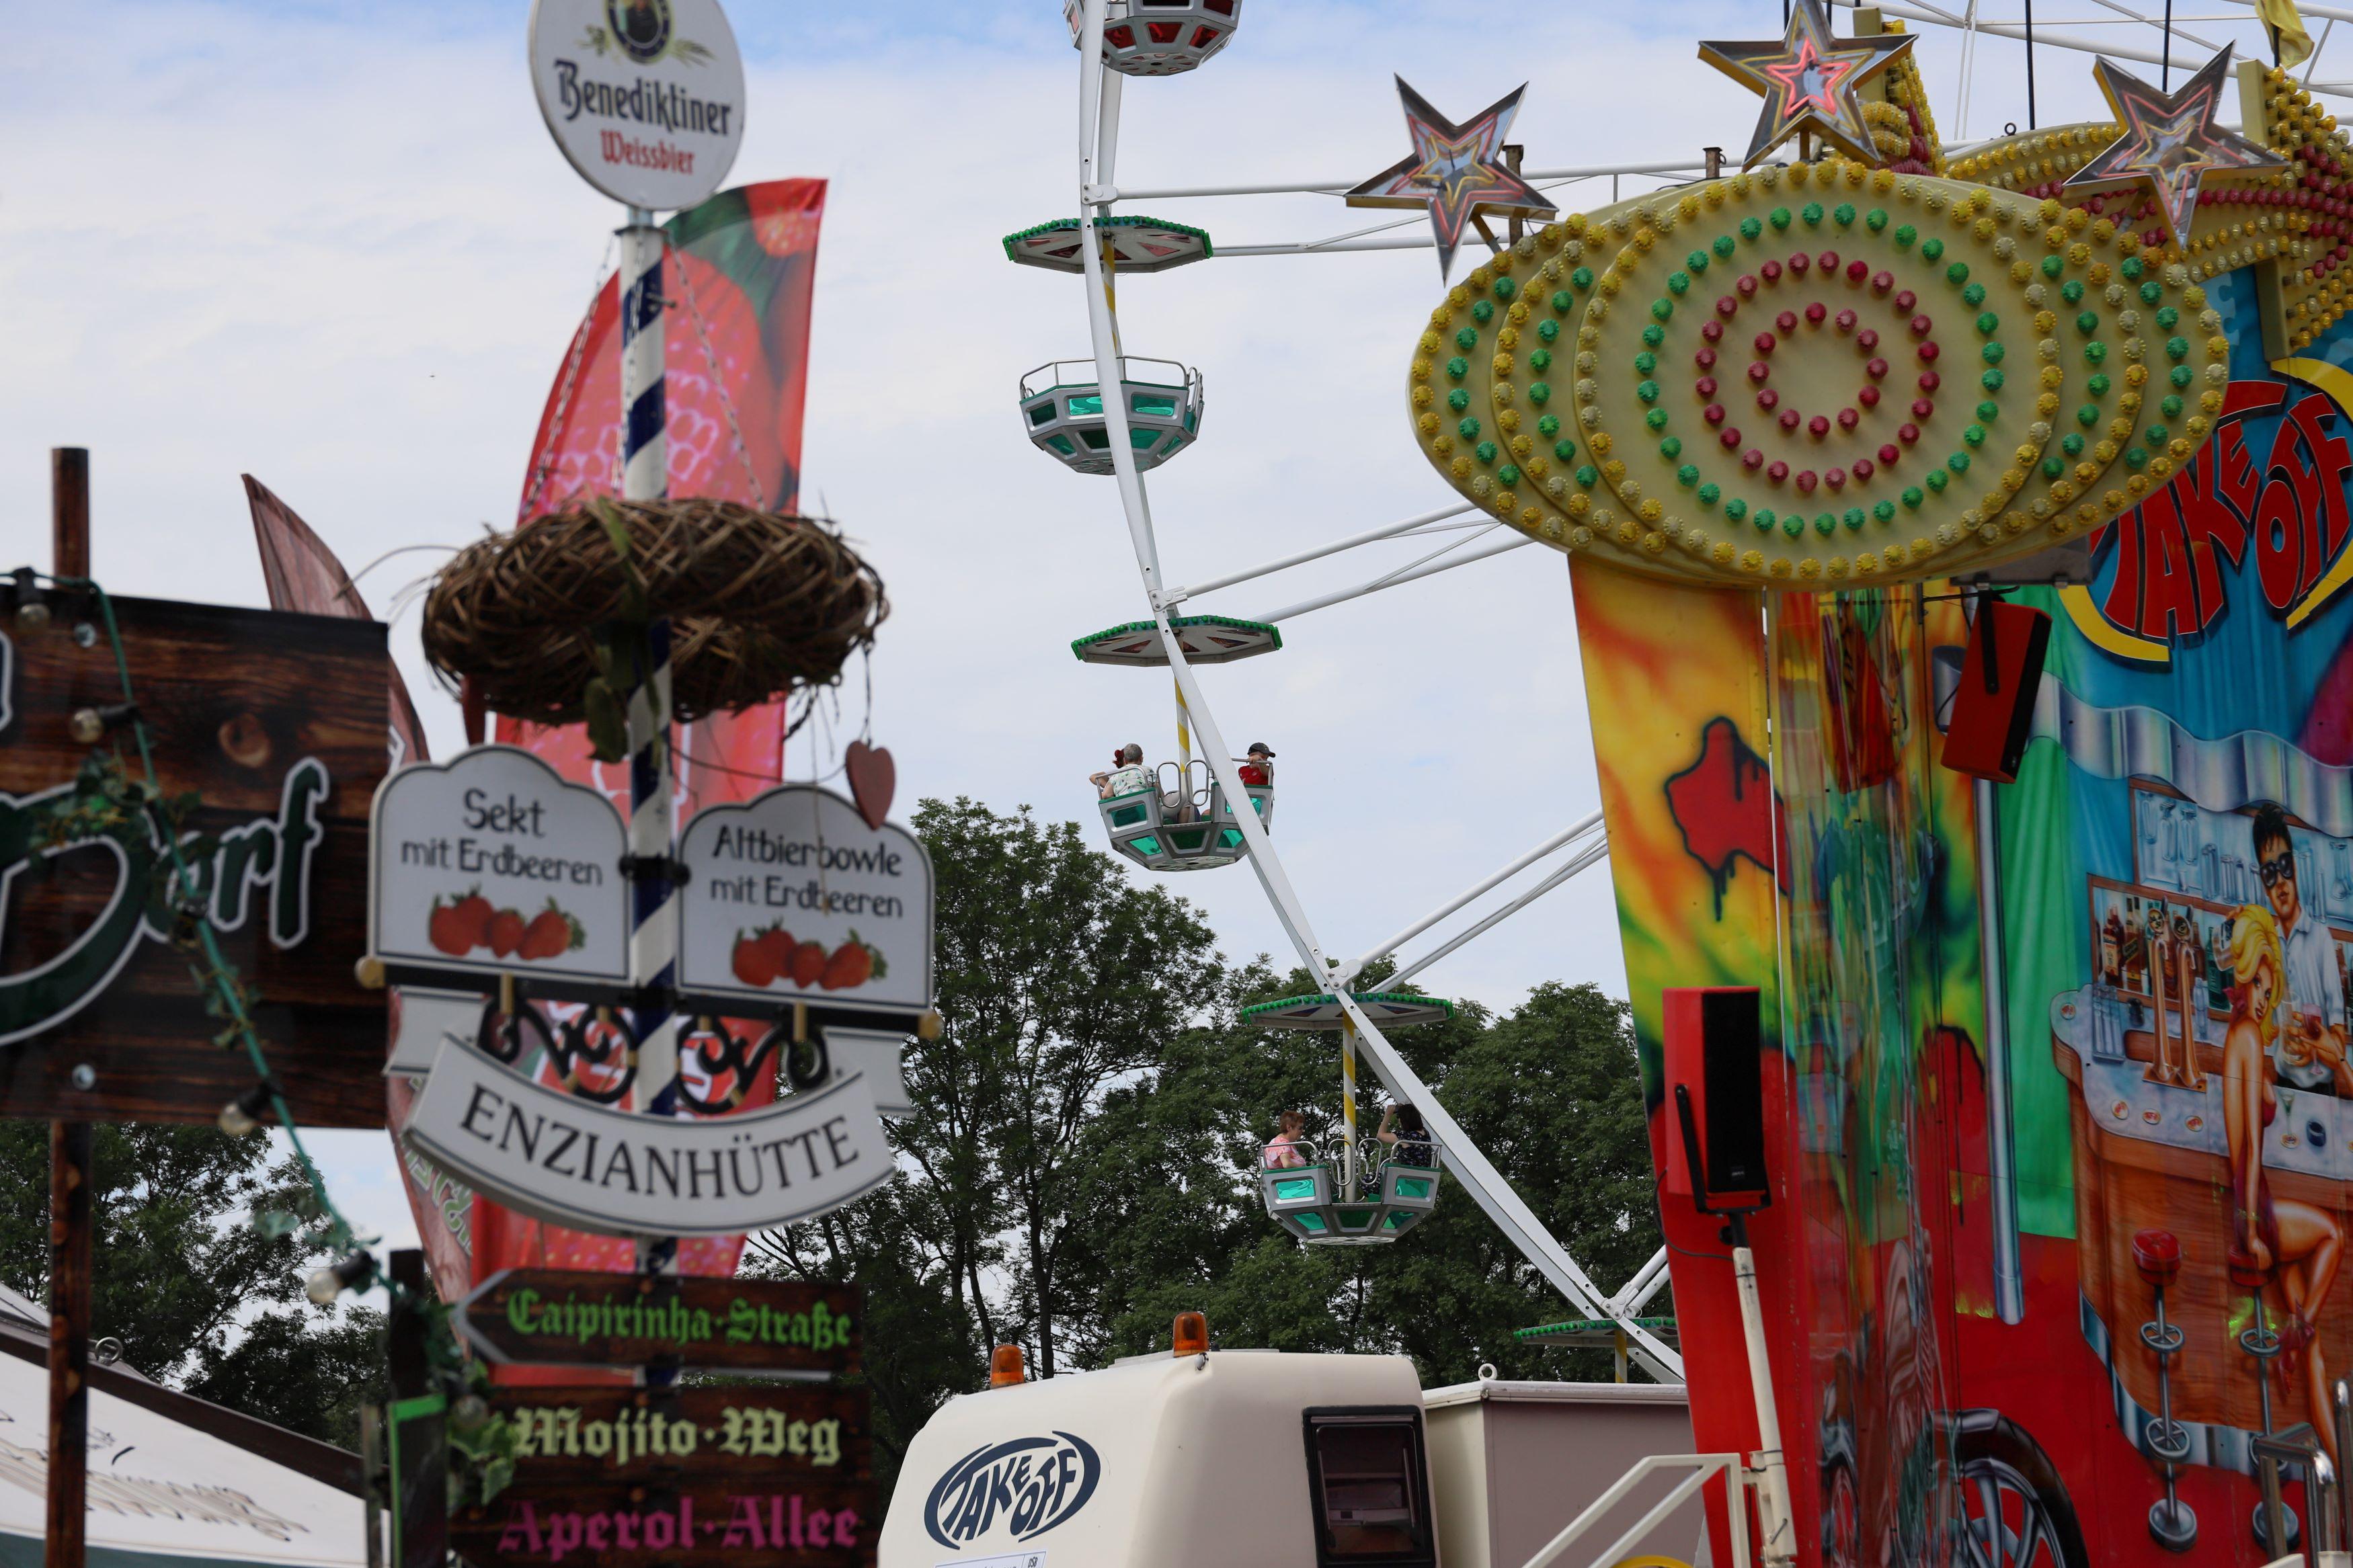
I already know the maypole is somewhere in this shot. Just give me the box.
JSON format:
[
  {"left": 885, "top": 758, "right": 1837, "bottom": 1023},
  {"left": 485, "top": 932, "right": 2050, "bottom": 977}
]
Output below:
[{"left": 617, "top": 207, "right": 680, "bottom": 1284}]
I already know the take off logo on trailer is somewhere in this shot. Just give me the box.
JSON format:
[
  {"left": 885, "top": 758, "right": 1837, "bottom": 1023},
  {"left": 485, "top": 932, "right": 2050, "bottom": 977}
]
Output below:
[
  {"left": 2070, "top": 370, "right": 2353, "bottom": 661},
  {"left": 922, "top": 1433, "right": 1101, "bottom": 1549}
]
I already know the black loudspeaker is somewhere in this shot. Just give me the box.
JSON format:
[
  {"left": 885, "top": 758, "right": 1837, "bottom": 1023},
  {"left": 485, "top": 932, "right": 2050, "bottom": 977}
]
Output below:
[
  {"left": 1662, "top": 987, "right": 1770, "bottom": 1212},
  {"left": 1942, "top": 599, "right": 2052, "bottom": 784}
]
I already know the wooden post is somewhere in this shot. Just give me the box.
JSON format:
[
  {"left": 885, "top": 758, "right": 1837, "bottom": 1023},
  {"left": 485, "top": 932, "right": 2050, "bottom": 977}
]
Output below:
[
  {"left": 387, "top": 1251, "right": 429, "bottom": 1401},
  {"left": 46, "top": 1122, "right": 90, "bottom": 1568},
  {"left": 50, "top": 449, "right": 88, "bottom": 579},
  {"left": 46, "top": 449, "right": 91, "bottom": 1568}
]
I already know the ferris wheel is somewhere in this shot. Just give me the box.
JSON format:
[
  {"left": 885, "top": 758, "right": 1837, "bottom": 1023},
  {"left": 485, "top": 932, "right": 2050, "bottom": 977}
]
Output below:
[
  {"left": 1019, "top": 0, "right": 1689, "bottom": 1382},
  {"left": 1013, "top": 0, "right": 2353, "bottom": 1391}
]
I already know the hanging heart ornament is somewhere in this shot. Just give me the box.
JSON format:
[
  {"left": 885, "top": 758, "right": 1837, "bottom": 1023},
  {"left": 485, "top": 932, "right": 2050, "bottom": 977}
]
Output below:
[{"left": 845, "top": 740, "right": 896, "bottom": 830}]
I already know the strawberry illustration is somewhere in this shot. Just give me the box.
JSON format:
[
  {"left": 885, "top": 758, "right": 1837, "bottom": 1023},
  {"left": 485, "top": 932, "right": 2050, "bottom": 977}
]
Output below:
[
  {"left": 428, "top": 889, "right": 493, "bottom": 955},
  {"left": 789, "top": 940, "right": 827, "bottom": 988},
  {"left": 487, "top": 907, "right": 526, "bottom": 959},
  {"left": 820, "top": 940, "right": 869, "bottom": 990},
  {"left": 427, "top": 897, "right": 473, "bottom": 956},
  {"left": 820, "top": 932, "right": 888, "bottom": 990},
  {"left": 519, "top": 901, "right": 582, "bottom": 962},
  {"left": 449, "top": 891, "right": 493, "bottom": 950},
  {"left": 758, "top": 925, "right": 795, "bottom": 973},
  {"left": 732, "top": 931, "right": 780, "bottom": 988}
]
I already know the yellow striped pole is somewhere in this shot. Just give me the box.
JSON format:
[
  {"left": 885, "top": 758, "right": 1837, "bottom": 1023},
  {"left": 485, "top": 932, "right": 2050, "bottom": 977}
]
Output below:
[{"left": 1173, "top": 677, "right": 1194, "bottom": 819}]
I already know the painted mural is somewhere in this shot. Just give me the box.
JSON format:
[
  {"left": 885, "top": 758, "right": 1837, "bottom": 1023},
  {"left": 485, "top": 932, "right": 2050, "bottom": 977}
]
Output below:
[
  {"left": 1966, "top": 259, "right": 2353, "bottom": 1565},
  {"left": 1576, "top": 255, "right": 2353, "bottom": 1565}
]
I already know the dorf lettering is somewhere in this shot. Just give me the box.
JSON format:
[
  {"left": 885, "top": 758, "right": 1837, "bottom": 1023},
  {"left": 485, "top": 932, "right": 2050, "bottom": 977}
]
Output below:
[{"left": 0, "top": 747, "right": 329, "bottom": 1045}]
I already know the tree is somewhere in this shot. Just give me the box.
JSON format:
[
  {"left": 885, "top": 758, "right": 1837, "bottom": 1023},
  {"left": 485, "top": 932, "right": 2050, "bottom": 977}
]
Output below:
[
  {"left": 748, "top": 798, "right": 1234, "bottom": 1497},
  {"left": 756, "top": 800, "right": 1667, "bottom": 1514},
  {"left": 1078, "top": 972, "right": 1664, "bottom": 1387},
  {"left": 898, "top": 797, "right": 1227, "bottom": 1380},
  {"left": 0, "top": 1120, "right": 385, "bottom": 1447}
]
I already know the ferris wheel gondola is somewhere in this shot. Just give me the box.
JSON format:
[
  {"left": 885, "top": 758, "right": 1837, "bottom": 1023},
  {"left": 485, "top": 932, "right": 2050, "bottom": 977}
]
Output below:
[
  {"left": 1062, "top": 0, "right": 1240, "bottom": 76},
  {"left": 1019, "top": 356, "right": 1203, "bottom": 475},
  {"left": 1247, "top": 991, "right": 1451, "bottom": 1244}
]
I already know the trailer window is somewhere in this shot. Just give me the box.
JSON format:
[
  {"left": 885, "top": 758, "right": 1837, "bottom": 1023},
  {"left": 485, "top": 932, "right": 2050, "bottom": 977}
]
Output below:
[{"left": 1302, "top": 1408, "right": 1433, "bottom": 1566}]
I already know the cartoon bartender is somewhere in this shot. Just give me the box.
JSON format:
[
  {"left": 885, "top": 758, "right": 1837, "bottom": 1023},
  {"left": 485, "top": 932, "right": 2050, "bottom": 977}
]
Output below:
[{"left": 2254, "top": 803, "right": 2353, "bottom": 1096}]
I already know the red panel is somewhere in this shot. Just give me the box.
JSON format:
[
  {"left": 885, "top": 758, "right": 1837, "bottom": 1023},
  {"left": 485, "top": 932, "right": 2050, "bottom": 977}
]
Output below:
[{"left": 1941, "top": 602, "right": 2052, "bottom": 784}]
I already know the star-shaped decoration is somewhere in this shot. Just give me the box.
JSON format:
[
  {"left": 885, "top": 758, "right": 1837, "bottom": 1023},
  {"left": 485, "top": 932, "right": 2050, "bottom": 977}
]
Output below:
[
  {"left": 2065, "top": 48, "right": 2286, "bottom": 248},
  {"left": 1699, "top": 0, "right": 1915, "bottom": 169},
  {"left": 1345, "top": 78, "right": 1555, "bottom": 280}
]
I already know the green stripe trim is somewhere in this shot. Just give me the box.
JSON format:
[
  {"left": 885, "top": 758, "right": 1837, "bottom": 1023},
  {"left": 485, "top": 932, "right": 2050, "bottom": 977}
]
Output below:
[
  {"left": 1513, "top": 1317, "right": 1677, "bottom": 1339},
  {"left": 1241, "top": 991, "right": 1454, "bottom": 1020},
  {"left": 1070, "top": 616, "right": 1282, "bottom": 660},
  {"left": 1002, "top": 214, "right": 1215, "bottom": 261}
]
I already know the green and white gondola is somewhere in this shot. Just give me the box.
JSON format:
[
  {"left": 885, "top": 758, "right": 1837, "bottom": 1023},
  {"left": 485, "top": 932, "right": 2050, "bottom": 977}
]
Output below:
[
  {"left": 1099, "top": 768, "right": 1271, "bottom": 871},
  {"left": 1019, "top": 356, "right": 1204, "bottom": 476},
  {"left": 1243, "top": 991, "right": 1451, "bottom": 1244},
  {"left": 1070, "top": 615, "right": 1281, "bottom": 667}
]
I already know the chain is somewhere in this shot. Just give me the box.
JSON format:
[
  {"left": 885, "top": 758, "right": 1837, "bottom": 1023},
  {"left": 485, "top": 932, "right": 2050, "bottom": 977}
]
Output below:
[
  {"left": 665, "top": 231, "right": 769, "bottom": 510},
  {"left": 520, "top": 237, "right": 619, "bottom": 520}
]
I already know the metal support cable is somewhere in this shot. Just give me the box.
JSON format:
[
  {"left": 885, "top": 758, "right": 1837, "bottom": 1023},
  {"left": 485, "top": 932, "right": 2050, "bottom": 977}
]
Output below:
[
  {"left": 1384, "top": 838, "right": 1611, "bottom": 991},
  {"left": 1350, "top": 813, "right": 1605, "bottom": 979},
  {"left": 1830, "top": 0, "right": 2353, "bottom": 100},
  {"left": 1256, "top": 533, "right": 1533, "bottom": 623},
  {"left": 1162, "top": 501, "right": 1476, "bottom": 602}
]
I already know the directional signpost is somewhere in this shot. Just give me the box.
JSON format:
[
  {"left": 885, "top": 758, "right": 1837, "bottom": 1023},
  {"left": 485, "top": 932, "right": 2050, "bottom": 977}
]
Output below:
[
  {"left": 367, "top": 755, "right": 930, "bottom": 1237},
  {"left": 451, "top": 1271, "right": 872, "bottom": 1567},
  {"left": 458, "top": 1271, "right": 861, "bottom": 1375},
  {"left": 354, "top": 11, "right": 894, "bottom": 1560}
]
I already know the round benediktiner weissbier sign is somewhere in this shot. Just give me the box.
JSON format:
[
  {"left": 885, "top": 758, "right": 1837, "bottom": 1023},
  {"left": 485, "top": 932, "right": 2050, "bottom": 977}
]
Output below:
[{"left": 528, "top": 0, "right": 745, "bottom": 211}]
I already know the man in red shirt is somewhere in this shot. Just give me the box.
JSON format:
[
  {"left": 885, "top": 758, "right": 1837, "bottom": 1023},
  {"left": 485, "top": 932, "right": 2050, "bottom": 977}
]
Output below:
[{"left": 1238, "top": 742, "right": 1275, "bottom": 788}]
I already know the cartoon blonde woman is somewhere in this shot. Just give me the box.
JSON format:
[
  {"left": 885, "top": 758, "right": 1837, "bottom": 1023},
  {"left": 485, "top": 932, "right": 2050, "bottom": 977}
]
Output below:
[{"left": 2225, "top": 904, "right": 2344, "bottom": 1464}]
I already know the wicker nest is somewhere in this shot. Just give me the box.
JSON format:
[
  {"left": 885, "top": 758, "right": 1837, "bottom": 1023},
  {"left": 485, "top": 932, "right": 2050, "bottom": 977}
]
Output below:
[{"left": 422, "top": 499, "right": 887, "bottom": 723}]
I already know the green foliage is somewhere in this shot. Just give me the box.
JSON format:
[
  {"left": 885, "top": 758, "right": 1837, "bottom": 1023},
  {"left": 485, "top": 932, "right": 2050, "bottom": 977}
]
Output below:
[
  {"left": 752, "top": 800, "right": 1665, "bottom": 1514},
  {"left": 447, "top": 1363, "right": 520, "bottom": 1512},
  {"left": 0, "top": 1120, "right": 385, "bottom": 1447}
]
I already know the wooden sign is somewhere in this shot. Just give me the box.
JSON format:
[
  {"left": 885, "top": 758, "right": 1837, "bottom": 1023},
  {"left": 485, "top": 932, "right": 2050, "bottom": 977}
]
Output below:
[
  {"left": 457, "top": 1270, "right": 861, "bottom": 1376},
  {"left": 493, "top": 1385, "right": 867, "bottom": 1481},
  {"left": 0, "top": 596, "right": 388, "bottom": 1125},
  {"left": 450, "top": 1386, "right": 873, "bottom": 1568}
]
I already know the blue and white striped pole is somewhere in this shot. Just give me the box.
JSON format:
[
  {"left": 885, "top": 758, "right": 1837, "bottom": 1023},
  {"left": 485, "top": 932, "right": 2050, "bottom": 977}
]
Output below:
[{"left": 619, "top": 210, "right": 680, "bottom": 1284}]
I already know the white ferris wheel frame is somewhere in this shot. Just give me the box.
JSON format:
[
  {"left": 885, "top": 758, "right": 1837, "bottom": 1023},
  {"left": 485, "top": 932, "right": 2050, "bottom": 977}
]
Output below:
[
  {"left": 1058, "top": 0, "right": 2353, "bottom": 1387},
  {"left": 1065, "top": 0, "right": 1686, "bottom": 1381}
]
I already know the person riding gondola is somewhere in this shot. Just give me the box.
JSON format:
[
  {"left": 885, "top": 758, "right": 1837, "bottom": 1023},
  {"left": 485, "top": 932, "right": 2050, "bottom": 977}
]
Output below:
[
  {"left": 1377, "top": 1102, "right": 1432, "bottom": 1167},
  {"left": 1090, "top": 743, "right": 1154, "bottom": 799},
  {"left": 1264, "top": 1110, "right": 1308, "bottom": 1169}
]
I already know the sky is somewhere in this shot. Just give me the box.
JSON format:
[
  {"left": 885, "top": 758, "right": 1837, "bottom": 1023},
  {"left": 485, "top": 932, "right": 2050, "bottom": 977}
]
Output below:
[{"left": 3, "top": 0, "right": 2317, "bottom": 1254}]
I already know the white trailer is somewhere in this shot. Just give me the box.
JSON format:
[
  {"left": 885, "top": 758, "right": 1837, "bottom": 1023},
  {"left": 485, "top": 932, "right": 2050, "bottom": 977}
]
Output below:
[{"left": 879, "top": 1335, "right": 1716, "bottom": 1568}]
